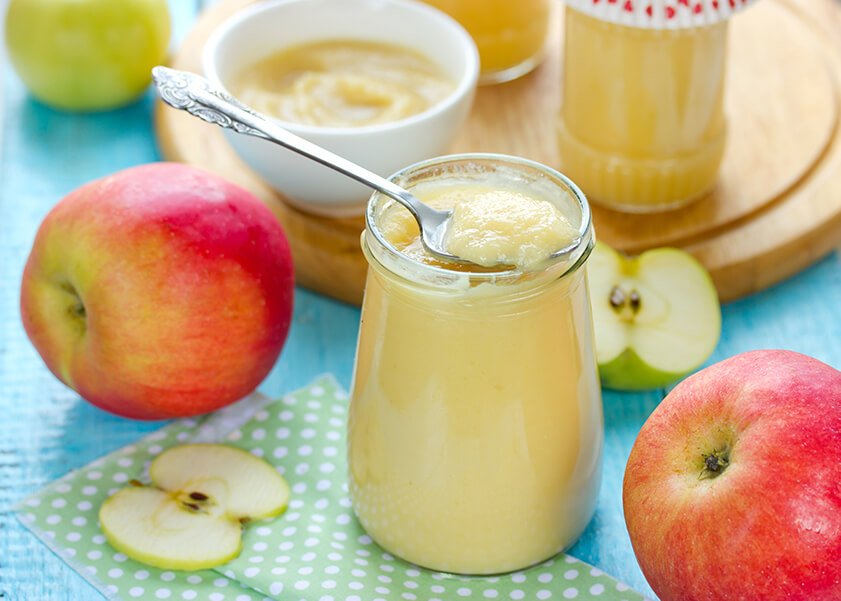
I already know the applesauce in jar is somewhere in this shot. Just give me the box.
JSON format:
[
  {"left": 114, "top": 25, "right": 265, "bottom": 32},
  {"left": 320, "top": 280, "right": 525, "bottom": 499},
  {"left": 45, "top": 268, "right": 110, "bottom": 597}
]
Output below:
[
  {"left": 559, "top": 4, "right": 733, "bottom": 212},
  {"left": 230, "top": 40, "right": 454, "bottom": 127},
  {"left": 423, "top": 0, "right": 551, "bottom": 84},
  {"left": 348, "top": 154, "right": 603, "bottom": 575}
]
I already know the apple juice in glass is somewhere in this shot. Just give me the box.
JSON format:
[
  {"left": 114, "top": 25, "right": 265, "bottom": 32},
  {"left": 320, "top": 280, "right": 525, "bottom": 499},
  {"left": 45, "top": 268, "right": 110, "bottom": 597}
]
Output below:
[
  {"left": 347, "top": 155, "right": 603, "bottom": 575},
  {"left": 422, "top": 0, "right": 551, "bottom": 84}
]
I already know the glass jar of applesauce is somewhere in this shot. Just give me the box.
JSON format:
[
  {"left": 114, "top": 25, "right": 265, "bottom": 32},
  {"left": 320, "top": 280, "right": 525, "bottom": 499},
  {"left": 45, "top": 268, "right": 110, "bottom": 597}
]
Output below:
[
  {"left": 348, "top": 154, "right": 603, "bottom": 575},
  {"left": 558, "top": 1, "right": 757, "bottom": 212},
  {"left": 423, "top": 0, "right": 551, "bottom": 84}
]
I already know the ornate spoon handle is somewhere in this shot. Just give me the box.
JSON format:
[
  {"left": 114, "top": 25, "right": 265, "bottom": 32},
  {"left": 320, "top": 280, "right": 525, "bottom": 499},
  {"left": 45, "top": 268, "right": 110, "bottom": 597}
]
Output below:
[
  {"left": 150, "top": 67, "right": 453, "bottom": 256},
  {"left": 153, "top": 66, "right": 270, "bottom": 139}
]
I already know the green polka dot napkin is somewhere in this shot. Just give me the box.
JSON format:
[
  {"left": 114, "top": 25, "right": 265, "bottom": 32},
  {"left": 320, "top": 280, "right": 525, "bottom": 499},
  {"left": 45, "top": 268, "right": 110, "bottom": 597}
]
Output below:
[{"left": 16, "top": 376, "right": 649, "bottom": 601}]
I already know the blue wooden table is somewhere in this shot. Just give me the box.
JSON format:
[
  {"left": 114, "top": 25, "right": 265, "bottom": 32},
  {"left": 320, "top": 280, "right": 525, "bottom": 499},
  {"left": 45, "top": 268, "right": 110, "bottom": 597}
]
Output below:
[{"left": 2, "top": 3, "right": 840, "bottom": 599}]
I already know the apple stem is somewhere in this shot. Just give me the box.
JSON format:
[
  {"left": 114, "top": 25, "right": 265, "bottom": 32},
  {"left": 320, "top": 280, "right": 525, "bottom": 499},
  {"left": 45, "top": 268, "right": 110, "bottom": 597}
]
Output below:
[{"left": 699, "top": 448, "right": 730, "bottom": 480}]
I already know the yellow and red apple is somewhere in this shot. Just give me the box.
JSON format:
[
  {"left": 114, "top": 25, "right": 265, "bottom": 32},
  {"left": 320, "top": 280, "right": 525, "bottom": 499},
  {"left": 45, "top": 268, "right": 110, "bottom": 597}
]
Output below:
[
  {"left": 20, "top": 163, "right": 294, "bottom": 419},
  {"left": 623, "top": 349, "right": 841, "bottom": 601}
]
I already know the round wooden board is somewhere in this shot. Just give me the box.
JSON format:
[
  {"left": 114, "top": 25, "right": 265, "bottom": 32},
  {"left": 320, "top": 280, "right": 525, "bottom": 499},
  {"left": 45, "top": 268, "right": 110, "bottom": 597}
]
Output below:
[{"left": 156, "top": 0, "right": 841, "bottom": 305}]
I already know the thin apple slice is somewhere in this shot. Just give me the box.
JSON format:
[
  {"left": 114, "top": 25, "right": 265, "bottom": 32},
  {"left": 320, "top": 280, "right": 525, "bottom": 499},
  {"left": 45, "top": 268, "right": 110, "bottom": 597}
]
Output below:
[
  {"left": 99, "top": 443, "right": 289, "bottom": 570},
  {"left": 588, "top": 242, "right": 721, "bottom": 390},
  {"left": 100, "top": 487, "right": 242, "bottom": 570},
  {"left": 150, "top": 444, "right": 289, "bottom": 519}
]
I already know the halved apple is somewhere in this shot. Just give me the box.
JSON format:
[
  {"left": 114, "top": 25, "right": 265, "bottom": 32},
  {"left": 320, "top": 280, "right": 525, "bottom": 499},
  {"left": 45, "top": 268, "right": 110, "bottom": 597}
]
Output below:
[
  {"left": 99, "top": 443, "right": 289, "bottom": 570},
  {"left": 588, "top": 242, "right": 721, "bottom": 391}
]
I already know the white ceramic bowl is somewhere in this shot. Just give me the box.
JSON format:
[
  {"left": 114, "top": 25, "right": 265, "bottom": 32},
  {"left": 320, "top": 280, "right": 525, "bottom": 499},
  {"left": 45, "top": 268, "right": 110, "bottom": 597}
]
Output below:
[{"left": 203, "top": 0, "right": 479, "bottom": 217}]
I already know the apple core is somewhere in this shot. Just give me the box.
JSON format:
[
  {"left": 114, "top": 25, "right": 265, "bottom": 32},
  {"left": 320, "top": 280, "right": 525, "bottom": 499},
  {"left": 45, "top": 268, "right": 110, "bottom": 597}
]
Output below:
[{"left": 608, "top": 284, "right": 642, "bottom": 323}]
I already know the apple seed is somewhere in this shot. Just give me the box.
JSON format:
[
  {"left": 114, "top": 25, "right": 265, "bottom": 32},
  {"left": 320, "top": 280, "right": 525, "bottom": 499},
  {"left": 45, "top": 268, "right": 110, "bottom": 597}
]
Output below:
[
  {"left": 176, "top": 490, "right": 215, "bottom": 514},
  {"left": 609, "top": 285, "right": 642, "bottom": 322},
  {"left": 609, "top": 285, "right": 626, "bottom": 308},
  {"left": 629, "top": 290, "right": 641, "bottom": 311}
]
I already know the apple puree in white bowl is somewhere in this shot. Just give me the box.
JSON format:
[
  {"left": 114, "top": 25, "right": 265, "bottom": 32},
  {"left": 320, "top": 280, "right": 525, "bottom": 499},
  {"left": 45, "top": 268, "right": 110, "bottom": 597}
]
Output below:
[
  {"left": 231, "top": 40, "right": 455, "bottom": 128},
  {"left": 203, "top": 0, "right": 479, "bottom": 216}
]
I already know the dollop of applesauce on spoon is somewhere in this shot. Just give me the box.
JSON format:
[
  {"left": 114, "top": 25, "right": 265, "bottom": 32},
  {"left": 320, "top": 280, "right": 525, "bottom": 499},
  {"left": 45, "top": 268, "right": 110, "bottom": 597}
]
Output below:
[{"left": 380, "top": 181, "right": 578, "bottom": 271}]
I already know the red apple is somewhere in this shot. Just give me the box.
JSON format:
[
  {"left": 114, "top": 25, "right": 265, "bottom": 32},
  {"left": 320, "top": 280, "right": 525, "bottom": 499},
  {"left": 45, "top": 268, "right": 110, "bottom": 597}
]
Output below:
[
  {"left": 623, "top": 350, "right": 841, "bottom": 601},
  {"left": 20, "top": 163, "right": 294, "bottom": 419}
]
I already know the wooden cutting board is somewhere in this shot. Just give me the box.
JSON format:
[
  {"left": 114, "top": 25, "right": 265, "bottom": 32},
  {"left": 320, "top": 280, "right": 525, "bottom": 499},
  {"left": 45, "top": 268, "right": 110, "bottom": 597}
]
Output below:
[{"left": 156, "top": 0, "right": 841, "bottom": 305}]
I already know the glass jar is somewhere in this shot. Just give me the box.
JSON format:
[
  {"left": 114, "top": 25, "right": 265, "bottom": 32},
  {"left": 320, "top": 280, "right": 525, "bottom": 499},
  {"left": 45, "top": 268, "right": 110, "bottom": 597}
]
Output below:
[
  {"left": 423, "top": 0, "right": 552, "bottom": 84},
  {"left": 348, "top": 154, "right": 603, "bottom": 575},
  {"left": 558, "top": 6, "right": 729, "bottom": 212}
]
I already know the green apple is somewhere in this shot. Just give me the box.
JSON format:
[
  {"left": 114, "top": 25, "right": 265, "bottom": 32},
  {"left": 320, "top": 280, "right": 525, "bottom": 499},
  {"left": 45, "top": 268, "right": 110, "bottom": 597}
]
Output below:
[
  {"left": 5, "top": 0, "right": 170, "bottom": 111},
  {"left": 99, "top": 444, "right": 289, "bottom": 570},
  {"left": 588, "top": 242, "right": 721, "bottom": 390}
]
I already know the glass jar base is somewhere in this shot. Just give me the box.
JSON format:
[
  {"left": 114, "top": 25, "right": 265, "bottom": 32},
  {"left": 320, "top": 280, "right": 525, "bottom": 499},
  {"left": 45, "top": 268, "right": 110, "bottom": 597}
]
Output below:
[
  {"left": 557, "top": 120, "right": 726, "bottom": 213},
  {"left": 479, "top": 51, "right": 545, "bottom": 85},
  {"left": 352, "top": 496, "right": 598, "bottom": 576}
]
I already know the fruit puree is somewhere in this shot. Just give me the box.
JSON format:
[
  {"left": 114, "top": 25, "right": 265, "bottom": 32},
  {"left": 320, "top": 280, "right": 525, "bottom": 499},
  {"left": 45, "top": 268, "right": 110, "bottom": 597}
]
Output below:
[
  {"left": 349, "top": 157, "right": 603, "bottom": 574},
  {"left": 558, "top": 7, "right": 728, "bottom": 211},
  {"left": 231, "top": 40, "right": 453, "bottom": 127},
  {"left": 380, "top": 181, "right": 578, "bottom": 270}
]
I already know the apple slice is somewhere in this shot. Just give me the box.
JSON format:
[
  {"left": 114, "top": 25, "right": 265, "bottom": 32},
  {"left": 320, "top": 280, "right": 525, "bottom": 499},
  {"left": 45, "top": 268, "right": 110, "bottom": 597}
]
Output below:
[
  {"left": 587, "top": 242, "right": 721, "bottom": 391},
  {"left": 99, "top": 444, "right": 289, "bottom": 570}
]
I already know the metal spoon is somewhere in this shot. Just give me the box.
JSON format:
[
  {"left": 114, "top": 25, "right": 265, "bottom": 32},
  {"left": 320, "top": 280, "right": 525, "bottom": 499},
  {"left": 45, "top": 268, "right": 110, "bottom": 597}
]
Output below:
[{"left": 151, "top": 66, "right": 462, "bottom": 264}]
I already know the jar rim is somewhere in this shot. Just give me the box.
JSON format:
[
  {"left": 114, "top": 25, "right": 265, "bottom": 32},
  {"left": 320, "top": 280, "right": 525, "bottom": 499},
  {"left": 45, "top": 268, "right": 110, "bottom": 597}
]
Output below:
[{"left": 364, "top": 153, "right": 594, "bottom": 284}]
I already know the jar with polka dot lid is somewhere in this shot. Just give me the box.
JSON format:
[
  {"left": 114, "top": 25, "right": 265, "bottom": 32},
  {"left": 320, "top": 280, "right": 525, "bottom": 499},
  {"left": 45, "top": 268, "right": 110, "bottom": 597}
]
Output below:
[{"left": 558, "top": 0, "right": 761, "bottom": 212}]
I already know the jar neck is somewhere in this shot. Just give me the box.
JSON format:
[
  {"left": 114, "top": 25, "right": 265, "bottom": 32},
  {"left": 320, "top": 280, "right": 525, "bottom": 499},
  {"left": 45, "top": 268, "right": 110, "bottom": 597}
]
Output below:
[
  {"left": 362, "top": 223, "right": 594, "bottom": 300},
  {"left": 363, "top": 153, "right": 595, "bottom": 296}
]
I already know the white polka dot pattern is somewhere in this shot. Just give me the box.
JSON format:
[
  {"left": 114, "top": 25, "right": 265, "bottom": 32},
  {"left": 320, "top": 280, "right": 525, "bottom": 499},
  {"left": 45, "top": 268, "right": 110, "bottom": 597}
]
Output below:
[{"left": 15, "top": 377, "right": 645, "bottom": 601}]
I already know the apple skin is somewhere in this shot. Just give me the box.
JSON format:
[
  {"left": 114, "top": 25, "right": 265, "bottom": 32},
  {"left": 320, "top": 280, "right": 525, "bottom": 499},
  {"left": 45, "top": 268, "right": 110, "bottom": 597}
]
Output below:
[
  {"left": 598, "top": 348, "right": 689, "bottom": 392},
  {"left": 623, "top": 350, "right": 841, "bottom": 601},
  {"left": 5, "top": 0, "right": 170, "bottom": 111},
  {"left": 20, "top": 163, "right": 294, "bottom": 419}
]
